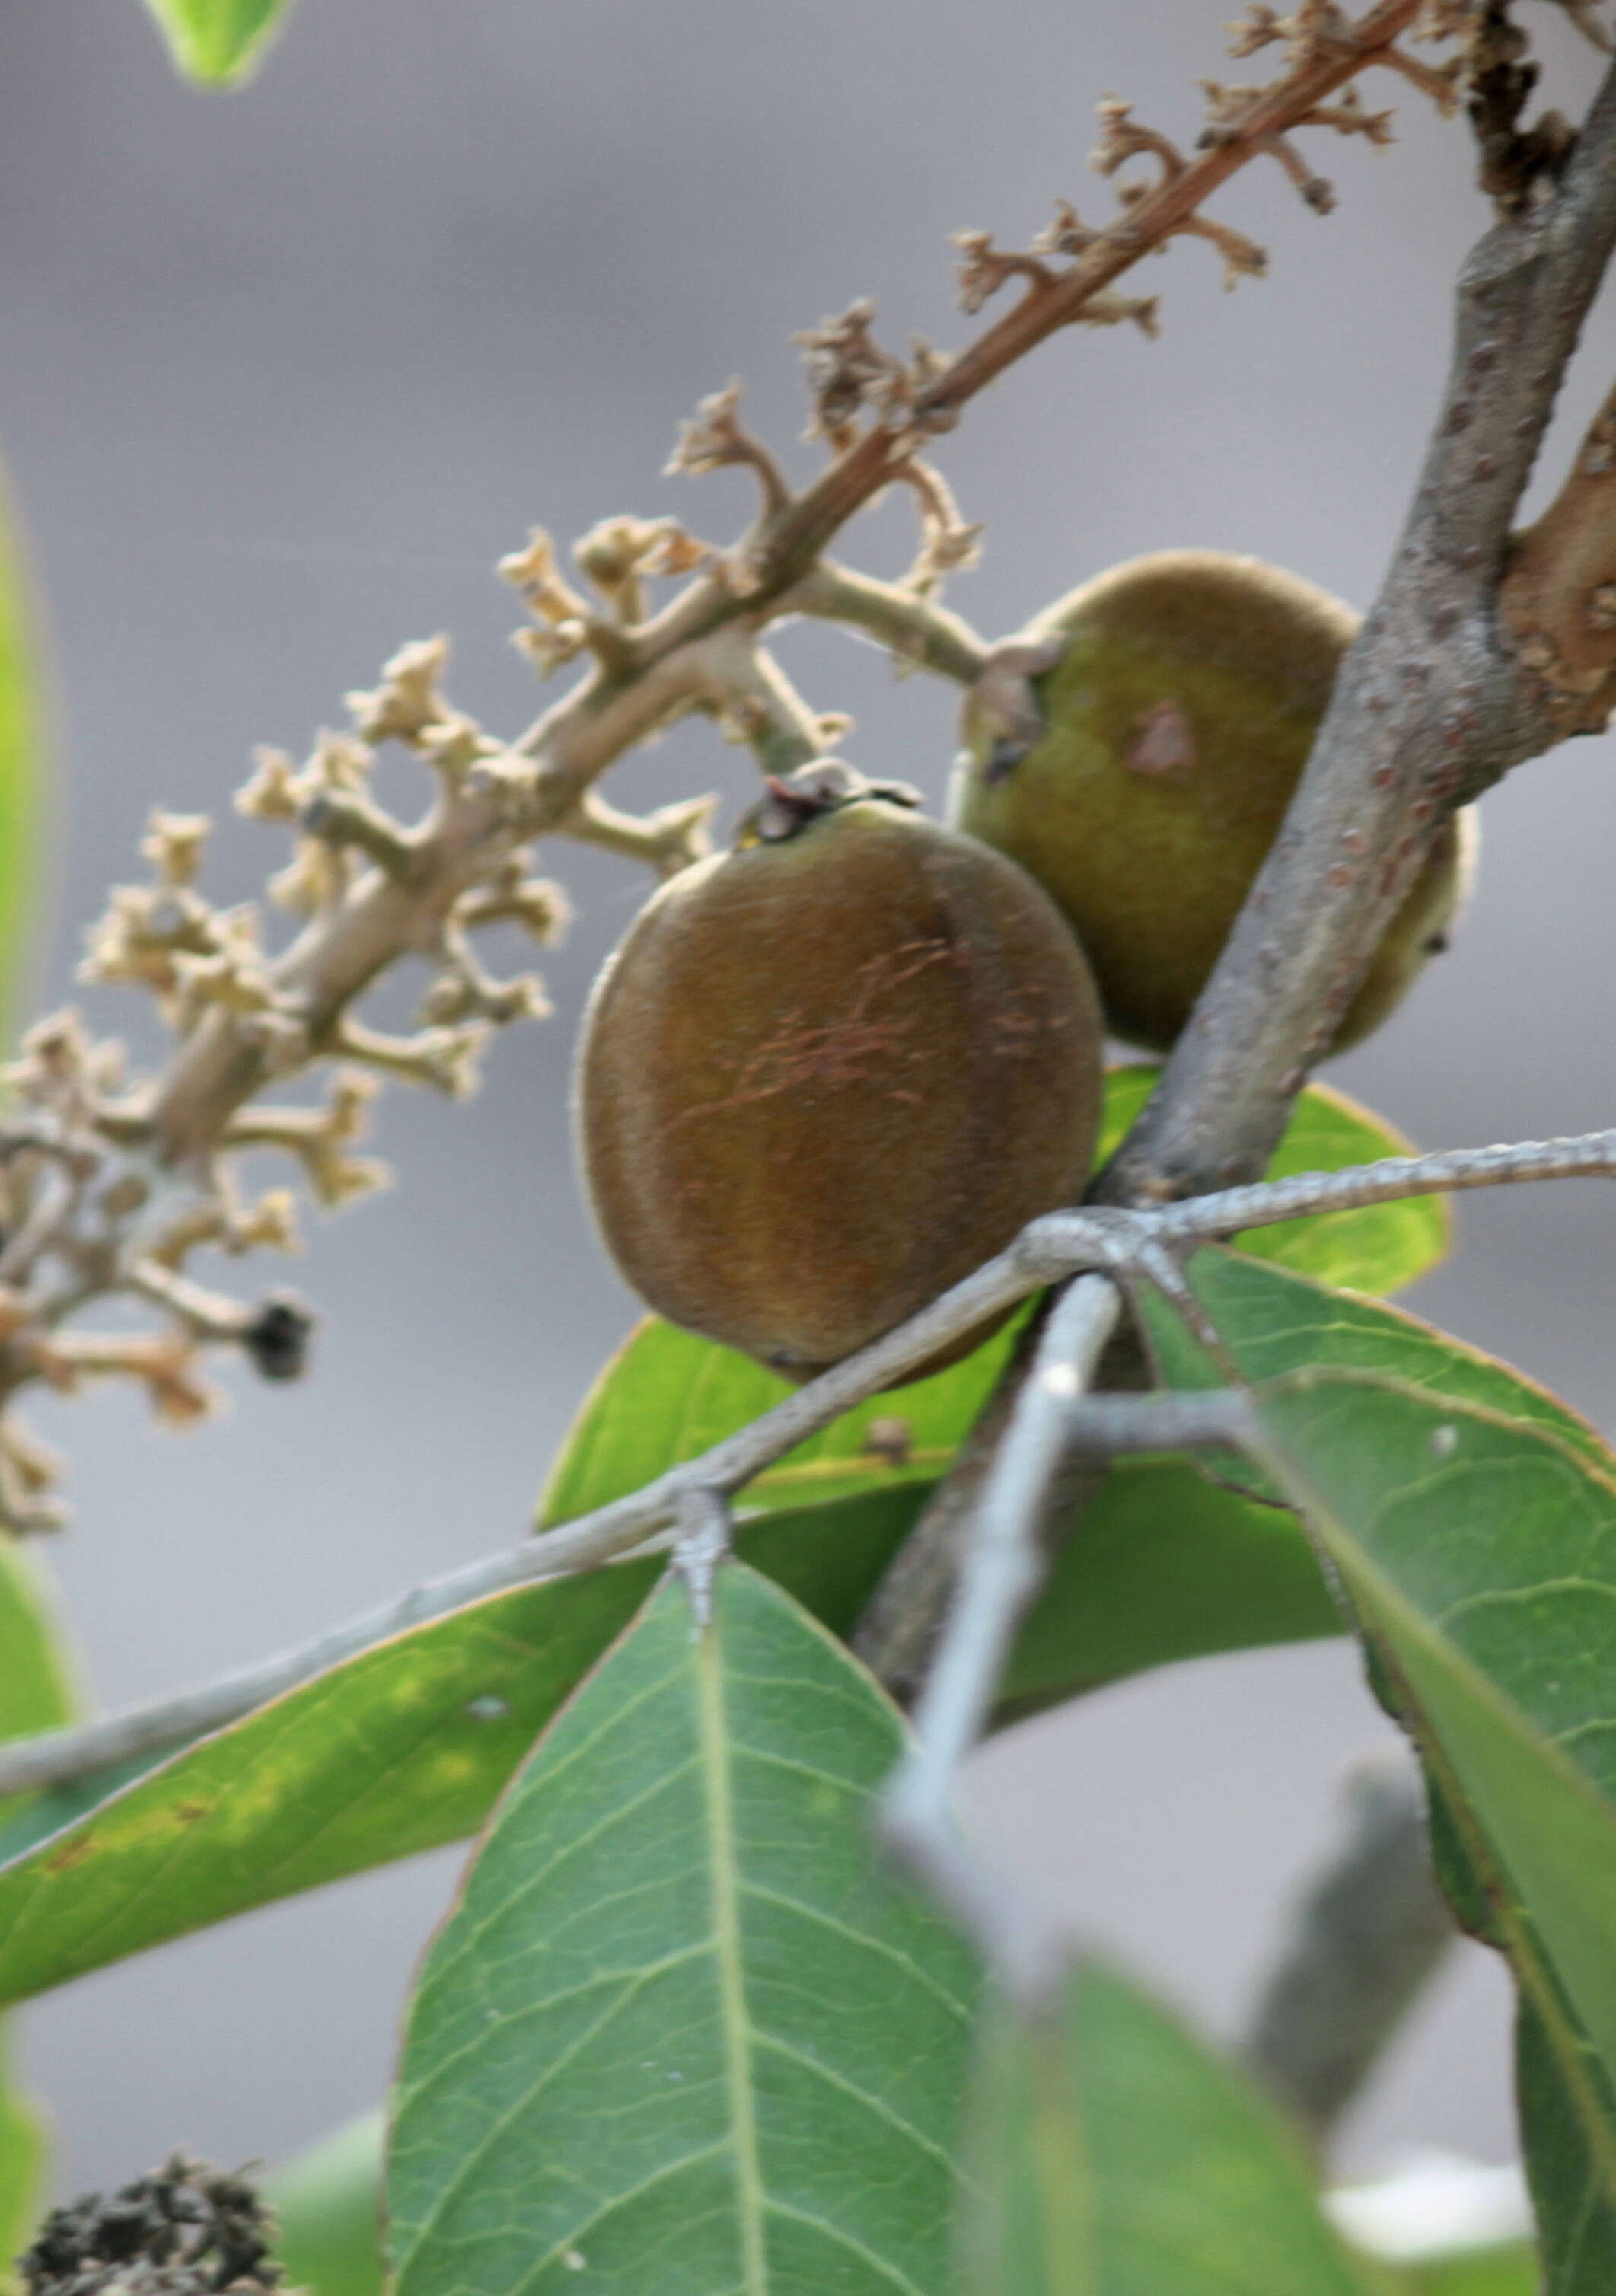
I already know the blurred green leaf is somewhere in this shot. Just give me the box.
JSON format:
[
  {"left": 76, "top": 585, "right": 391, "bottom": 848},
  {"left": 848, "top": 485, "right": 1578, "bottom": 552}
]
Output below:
[
  {"left": 959, "top": 1956, "right": 1379, "bottom": 2294},
  {"left": 141, "top": 0, "right": 295, "bottom": 84},
  {"left": 0, "top": 1541, "right": 75, "bottom": 2278},
  {"left": 1245, "top": 1371, "right": 1616, "bottom": 2292},
  {"left": 0, "top": 472, "right": 45, "bottom": 1049},
  {"left": 1101, "top": 1066, "right": 1449, "bottom": 1295},
  {"left": 1404, "top": 2247, "right": 1537, "bottom": 2295},
  {"left": 268, "top": 2113, "right": 384, "bottom": 2296},
  {"left": 0, "top": 1552, "right": 74, "bottom": 1801},
  {"left": 389, "top": 1564, "right": 979, "bottom": 2296},
  {"left": 0, "top": 2033, "right": 45, "bottom": 2296}
]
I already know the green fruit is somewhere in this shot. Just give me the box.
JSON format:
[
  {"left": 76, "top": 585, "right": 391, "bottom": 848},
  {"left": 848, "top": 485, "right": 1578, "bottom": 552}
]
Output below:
[
  {"left": 576, "top": 761, "right": 1106, "bottom": 1382},
  {"left": 950, "top": 550, "right": 1477, "bottom": 1055}
]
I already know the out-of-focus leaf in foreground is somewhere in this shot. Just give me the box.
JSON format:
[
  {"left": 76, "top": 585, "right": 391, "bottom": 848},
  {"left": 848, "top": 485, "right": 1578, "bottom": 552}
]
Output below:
[
  {"left": 141, "top": 0, "right": 295, "bottom": 86},
  {"left": 960, "top": 1956, "right": 1379, "bottom": 2294},
  {"left": 269, "top": 2113, "right": 384, "bottom": 2296},
  {"left": 0, "top": 1542, "right": 74, "bottom": 2278}
]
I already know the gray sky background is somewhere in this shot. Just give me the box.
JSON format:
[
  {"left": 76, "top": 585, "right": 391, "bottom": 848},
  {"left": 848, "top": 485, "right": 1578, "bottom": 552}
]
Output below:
[{"left": 4, "top": 0, "right": 1615, "bottom": 2204}]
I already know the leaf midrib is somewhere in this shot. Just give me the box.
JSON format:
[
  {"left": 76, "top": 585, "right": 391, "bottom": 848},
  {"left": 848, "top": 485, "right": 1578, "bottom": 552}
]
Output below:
[{"left": 696, "top": 1598, "right": 770, "bottom": 2296}]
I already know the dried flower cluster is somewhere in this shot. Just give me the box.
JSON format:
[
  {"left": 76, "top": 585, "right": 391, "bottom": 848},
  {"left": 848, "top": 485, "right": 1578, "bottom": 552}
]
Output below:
[{"left": 18, "top": 2154, "right": 281, "bottom": 2296}]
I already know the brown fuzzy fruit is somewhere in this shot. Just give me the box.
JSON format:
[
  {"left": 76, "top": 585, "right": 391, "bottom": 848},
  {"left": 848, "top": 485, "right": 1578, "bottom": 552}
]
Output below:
[
  {"left": 575, "top": 761, "right": 1105, "bottom": 1382},
  {"left": 950, "top": 550, "right": 1478, "bottom": 1055}
]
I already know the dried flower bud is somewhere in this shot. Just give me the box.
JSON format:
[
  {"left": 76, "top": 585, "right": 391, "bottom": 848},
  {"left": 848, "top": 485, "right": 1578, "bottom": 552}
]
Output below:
[{"left": 241, "top": 1293, "right": 314, "bottom": 1382}]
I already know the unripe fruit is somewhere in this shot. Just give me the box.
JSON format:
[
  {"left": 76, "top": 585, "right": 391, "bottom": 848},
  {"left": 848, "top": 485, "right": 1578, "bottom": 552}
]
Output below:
[
  {"left": 576, "top": 761, "right": 1106, "bottom": 1383},
  {"left": 950, "top": 550, "right": 1478, "bottom": 1055}
]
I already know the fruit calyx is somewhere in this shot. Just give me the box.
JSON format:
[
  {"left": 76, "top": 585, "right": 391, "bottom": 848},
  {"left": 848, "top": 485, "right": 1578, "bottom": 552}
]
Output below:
[{"left": 740, "top": 757, "right": 922, "bottom": 845}]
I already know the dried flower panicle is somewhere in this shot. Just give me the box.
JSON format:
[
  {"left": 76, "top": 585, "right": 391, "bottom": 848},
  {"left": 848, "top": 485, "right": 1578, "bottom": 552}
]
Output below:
[{"left": 18, "top": 2152, "right": 285, "bottom": 2296}]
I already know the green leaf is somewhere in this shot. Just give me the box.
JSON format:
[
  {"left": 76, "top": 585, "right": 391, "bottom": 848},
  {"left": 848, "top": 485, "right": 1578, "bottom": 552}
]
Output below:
[
  {"left": 139, "top": 0, "right": 295, "bottom": 85},
  {"left": 0, "top": 1488, "right": 920, "bottom": 2007},
  {"left": 0, "top": 1541, "right": 75, "bottom": 2278},
  {"left": 959, "top": 1956, "right": 1379, "bottom": 2295},
  {"left": 0, "top": 1550, "right": 74, "bottom": 1772},
  {"left": 1009, "top": 1241, "right": 1616, "bottom": 1715},
  {"left": 1100, "top": 1065, "right": 1449, "bottom": 1295},
  {"left": 1245, "top": 1371, "right": 1616, "bottom": 2292},
  {"left": 1516, "top": 1991, "right": 1616, "bottom": 2294},
  {"left": 999, "top": 1456, "right": 1338, "bottom": 1714},
  {"left": 268, "top": 2113, "right": 384, "bottom": 2296},
  {"left": 1139, "top": 1248, "right": 1611, "bottom": 1508},
  {"left": 388, "top": 1564, "right": 979, "bottom": 2296},
  {"left": 0, "top": 2030, "right": 44, "bottom": 2296},
  {"left": 1404, "top": 2247, "right": 1537, "bottom": 2296},
  {"left": 539, "top": 1309, "right": 1025, "bottom": 1527},
  {"left": 0, "top": 471, "right": 45, "bottom": 1051}
]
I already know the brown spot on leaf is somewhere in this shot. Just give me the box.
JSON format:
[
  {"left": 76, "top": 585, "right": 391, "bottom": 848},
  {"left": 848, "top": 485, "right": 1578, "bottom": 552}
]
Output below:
[{"left": 45, "top": 1835, "right": 96, "bottom": 1873}]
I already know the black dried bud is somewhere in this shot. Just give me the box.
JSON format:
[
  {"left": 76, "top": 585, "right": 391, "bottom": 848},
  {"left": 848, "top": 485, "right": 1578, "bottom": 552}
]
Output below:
[
  {"left": 18, "top": 2152, "right": 284, "bottom": 2296},
  {"left": 241, "top": 1293, "right": 314, "bottom": 1383}
]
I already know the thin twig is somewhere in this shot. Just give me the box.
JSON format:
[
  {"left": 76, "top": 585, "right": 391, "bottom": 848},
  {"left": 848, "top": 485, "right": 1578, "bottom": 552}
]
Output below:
[
  {"left": 673, "top": 1487, "right": 733, "bottom": 1627},
  {"left": 851, "top": 1334, "right": 1040, "bottom": 1700},
  {"left": 0, "top": 1236, "right": 1060, "bottom": 1802},
  {"left": 1152, "top": 1126, "right": 1616, "bottom": 1241},
  {"left": 3, "top": 1123, "right": 1616, "bottom": 1803}
]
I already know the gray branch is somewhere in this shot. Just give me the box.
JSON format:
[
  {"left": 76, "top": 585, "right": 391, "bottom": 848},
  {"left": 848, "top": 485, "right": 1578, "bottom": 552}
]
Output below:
[
  {"left": 1245, "top": 1751, "right": 1455, "bottom": 2138},
  {"left": 1104, "top": 52, "right": 1616, "bottom": 1207}
]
